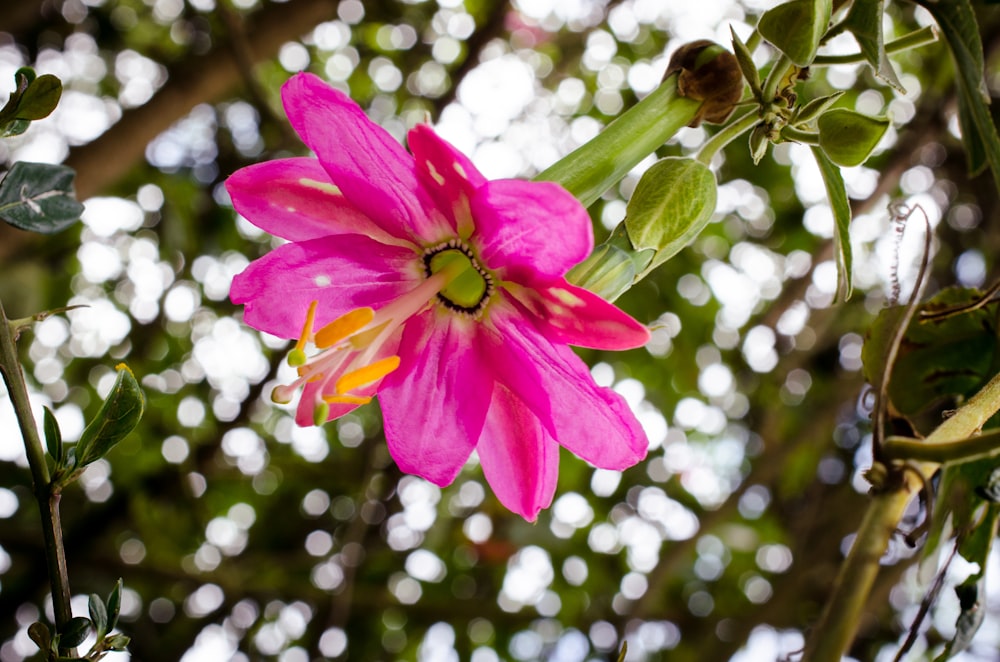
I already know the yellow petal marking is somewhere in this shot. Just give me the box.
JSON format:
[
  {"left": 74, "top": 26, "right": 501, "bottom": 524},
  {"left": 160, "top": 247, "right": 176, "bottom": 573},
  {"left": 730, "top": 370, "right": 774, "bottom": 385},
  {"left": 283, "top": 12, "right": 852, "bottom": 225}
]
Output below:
[
  {"left": 315, "top": 307, "right": 375, "bottom": 348},
  {"left": 323, "top": 394, "right": 373, "bottom": 405},
  {"left": 336, "top": 355, "right": 401, "bottom": 395}
]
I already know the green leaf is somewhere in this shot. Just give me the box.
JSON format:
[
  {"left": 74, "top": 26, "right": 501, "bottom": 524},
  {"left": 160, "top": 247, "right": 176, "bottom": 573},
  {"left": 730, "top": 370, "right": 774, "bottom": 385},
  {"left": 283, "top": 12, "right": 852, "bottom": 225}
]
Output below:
[
  {"left": 842, "top": 0, "right": 905, "bottom": 92},
  {"left": 75, "top": 364, "right": 144, "bottom": 469},
  {"left": 758, "top": 0, "right": 832, "bottom": 66},
  {"left": 59, "top": 617, "right": 91, "bottom": 649},
  {"left": 862, "top": 288, "right": 1000, "bottom": 418},
  {"left": 729, "top": 27, "right": 761, "bottom": 99},
  {"left": 105, "top": 579, "right": 123, "bottom": 633},
  {"left": 793, "top": 91, "right": 844, "bottom": 125},
  {"left": 817, "top": 108, "right": 889, "bottom": 167},
  {"left": 89, "top": 593, "right": 108, "bottom": 639},
  {"left": 43, "top": 406, "right": 63, "bottom": 466},
  {"left": 15, "top": 74, "right": 62, "bottom": 120},
  {"left": 0, "top": 161, "right": 84, "bottom": 234},
  {"left": 27, "top": 622, "right": 52, "bottom": 653},
  {"left": 623, "top": 157, "right": 717, "bottom": 276},
  {"left": 915, "top": 0, "right": 1000, "bottom": 194},
  {"left": 809, "top": 147, "right": 852, "bottom": 299},
  {"left": 104, "top": 633, "right": 131, "bottom": 652}
]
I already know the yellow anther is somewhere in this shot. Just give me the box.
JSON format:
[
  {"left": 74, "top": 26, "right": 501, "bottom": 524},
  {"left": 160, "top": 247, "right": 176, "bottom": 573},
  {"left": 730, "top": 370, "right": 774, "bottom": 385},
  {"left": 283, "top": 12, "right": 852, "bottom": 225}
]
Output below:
[
  {"left": 295, "top": 300, "right": 319, "bottom": 353},
  {"left": 336, "top": 356, "right": 401, "bottom": 395},
  {"left": 323, "top": 394, "right": 373, "bottom": 405},
  {"left": 315, "top": 307, "right": 375, "bottom": 348}
]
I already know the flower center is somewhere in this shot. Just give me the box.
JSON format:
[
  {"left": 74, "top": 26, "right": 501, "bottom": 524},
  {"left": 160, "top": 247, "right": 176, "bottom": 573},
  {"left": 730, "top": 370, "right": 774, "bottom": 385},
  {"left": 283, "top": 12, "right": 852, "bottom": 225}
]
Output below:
[{"left": 423, "top": 241, "right": 494, "bottom": 316}]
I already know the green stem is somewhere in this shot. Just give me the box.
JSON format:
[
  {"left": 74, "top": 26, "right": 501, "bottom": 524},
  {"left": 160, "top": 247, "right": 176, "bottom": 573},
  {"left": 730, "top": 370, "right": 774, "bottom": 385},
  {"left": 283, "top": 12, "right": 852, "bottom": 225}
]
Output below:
[
  {"left": 0, "top": 299, "right": 74, "bottom": 643},
  {"left": 534, "top": 72, "right": 702, "bottom": 207},
  {"left": 780, "top": 125, "right": 820, "bottom": 145},
  {"left": 696, "top": 109, "right": 759, "bottom": 165},
  {"left": 760, "top": 53, "right": 793, "bottom": 105},
  {"left": 802, "top": 369, "right": 1000, "bottom": 662},
  {"left": 882, "top": 428, "right": 1000, "bottom": 463},
  {"left": 812, "top": 26, "right": 938, "bottom": 66}
]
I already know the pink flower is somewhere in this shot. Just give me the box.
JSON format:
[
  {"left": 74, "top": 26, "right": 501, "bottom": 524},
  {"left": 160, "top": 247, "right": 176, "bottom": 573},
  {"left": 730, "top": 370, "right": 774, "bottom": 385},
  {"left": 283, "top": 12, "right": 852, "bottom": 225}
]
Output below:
[{"left": 229, "top": 72, "right": 649, "bottom": 520}]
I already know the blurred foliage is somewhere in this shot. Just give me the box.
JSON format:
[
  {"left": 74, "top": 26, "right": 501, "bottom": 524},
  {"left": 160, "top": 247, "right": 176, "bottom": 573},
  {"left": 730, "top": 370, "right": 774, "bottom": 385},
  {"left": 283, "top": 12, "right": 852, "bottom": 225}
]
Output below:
[{"left": 0, "top": 1, "right": 999, "bottom": 661}]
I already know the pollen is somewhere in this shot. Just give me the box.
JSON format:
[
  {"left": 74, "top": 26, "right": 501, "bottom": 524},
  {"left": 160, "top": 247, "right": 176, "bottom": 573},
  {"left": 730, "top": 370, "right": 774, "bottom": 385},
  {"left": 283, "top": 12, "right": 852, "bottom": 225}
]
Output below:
[
  {"left": 315, "top": 307, "right": 374, "bottom": 348},
  {"left": 336, "top": 355, "right": 401, "bottom": 395}
]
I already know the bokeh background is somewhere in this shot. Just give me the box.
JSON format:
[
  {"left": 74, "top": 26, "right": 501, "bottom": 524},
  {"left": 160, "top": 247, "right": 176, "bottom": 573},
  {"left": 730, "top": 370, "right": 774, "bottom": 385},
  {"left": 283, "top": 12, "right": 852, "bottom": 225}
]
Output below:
[{"left": 1, "top": 0, "right": 999, "bottom": 660}]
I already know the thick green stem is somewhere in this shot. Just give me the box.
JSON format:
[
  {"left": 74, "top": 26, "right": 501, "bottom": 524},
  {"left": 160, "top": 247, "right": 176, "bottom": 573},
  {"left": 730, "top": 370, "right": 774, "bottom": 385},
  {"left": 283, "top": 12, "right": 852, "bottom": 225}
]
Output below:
[
  {"left": 802, "top": 370, "right": 1000, "bottom": 662},
  {"left": 0, "top": 299, "right": 74, "bottom": 639},
  {"left": 883, "top": 429, "right": 1000, "bottom": 463},
  {"left": 534, "top": 73, "right": 702, "bottom": 207},
  {"left": 760, "top": 54, "right": 793, "bottom": 107}
]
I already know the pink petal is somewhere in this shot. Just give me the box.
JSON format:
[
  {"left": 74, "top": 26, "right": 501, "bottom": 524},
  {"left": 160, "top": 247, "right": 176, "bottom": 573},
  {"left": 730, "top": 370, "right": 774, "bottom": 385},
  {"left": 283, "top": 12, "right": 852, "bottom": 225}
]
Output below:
[
  {"left": 230, "top": 233, "right": 419, "bottom": 338},
  {"left": 378, "top": 310, "right": 492, "bottom": 486},
  {"left": 280, "top": 73, "right": 447, "bottom": 242},
  {"left": 510, "top": 280, "right": 650, "bottom": 350},
  {"left": 295, "top": 380, "right": 366, "bottom": 426},
  {"left": 477, "top": 384, "right": 558, "bottom": 521},
  {"left": 484, "top": 305, "right": 648, "bottom": 470},
  {"left": 226, "top": 157, "right": 400, "bottom": 244},
  {"left": 471, "top": 179, "right": 593, "bottom": 282},
  {"left": 408, "top": 124, "right": 485, "bottom": 237}
]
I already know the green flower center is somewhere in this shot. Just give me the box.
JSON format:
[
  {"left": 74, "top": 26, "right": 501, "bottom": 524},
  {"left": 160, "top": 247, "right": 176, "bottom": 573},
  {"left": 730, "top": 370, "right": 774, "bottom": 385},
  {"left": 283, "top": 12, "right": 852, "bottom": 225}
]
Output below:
[{"left": 423, "top": 241, "right": 494, "bottom": 316}]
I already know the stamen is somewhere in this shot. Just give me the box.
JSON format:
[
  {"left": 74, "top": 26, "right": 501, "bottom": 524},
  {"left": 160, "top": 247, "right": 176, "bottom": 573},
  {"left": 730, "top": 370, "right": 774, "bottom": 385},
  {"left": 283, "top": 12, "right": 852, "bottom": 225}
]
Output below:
[
  {"left": 315, "top": 307, "right": 375, "bottom": 348},
  {"left": 289, "top": 300, "right": 318, "bottom": 367},
  {"left": 323, "top": 394, "right": 373, "bottom": 405},
  {"left": 336, "top": 355, "right": 401, "bottom": 394}
]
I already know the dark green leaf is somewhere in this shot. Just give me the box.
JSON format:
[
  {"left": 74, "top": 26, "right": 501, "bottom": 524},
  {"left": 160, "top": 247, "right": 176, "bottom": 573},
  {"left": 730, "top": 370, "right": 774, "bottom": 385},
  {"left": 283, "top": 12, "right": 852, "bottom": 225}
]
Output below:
[
  {"left": 842, "top": 0, "right": 905, "bottom": 91},
  {"left": 43, "top": 406, "right": 63, "bottom": 465},
  {"left": 27, "top": 622, "right": 51, "bottom": 652},
  {"left": 76, "top": 364, "right": 144, "bottom": 468},
  {"left": 106, "top": 579, "right": 123, "bottom": 633},
  {"left": 0, "top": 161, "right": 84, "bottom": 234},
  {"left": 758, "top": 0, "right": 832, "bottom": 66},
  {"left": 936, "top": 572, "right": 988, "bottom": 660},
  {"left": 915, "top": 0, "right": 1000, "bottom": 194},
  {"left": 59, "top": 617, "right": 91, "bottom": 648},
  {"left": 89, "top": 593, "right": 108, "bottom": 638},
  {"left": 862, "top": 288, "right": 1000, "bottom": 418},
  {"left": 623, "top": 157, "right": 717, "bottom": 275},
  {"left": 809, "top": 147, "right": 852, "bottom": 299},
  {"left": 817, "top": 108, "right": 889, "bottom": 166},
  {"left": 15, "top": 74, "right": 62, "bottom": 120},
  {"left": 1, "top": 119, "right": 31, "bottom": 138}
]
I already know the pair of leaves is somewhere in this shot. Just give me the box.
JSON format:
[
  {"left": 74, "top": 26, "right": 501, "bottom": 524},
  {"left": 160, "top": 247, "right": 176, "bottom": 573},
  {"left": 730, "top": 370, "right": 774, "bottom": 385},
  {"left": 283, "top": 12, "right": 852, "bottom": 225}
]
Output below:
[
  {"left": 0, "top": 68, "right": 61, "bottom": 137},
  {"left": 28, "top": 579, "right": 129, "bottom": 661},
  {"left": 47, "top": 364, "right": 145, "bottom": 491}
]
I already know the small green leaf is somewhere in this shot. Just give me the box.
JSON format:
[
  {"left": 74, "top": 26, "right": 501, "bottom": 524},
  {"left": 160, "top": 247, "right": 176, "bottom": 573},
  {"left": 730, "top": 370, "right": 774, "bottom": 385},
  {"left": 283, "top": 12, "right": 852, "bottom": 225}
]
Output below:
[
  {"left": 1, "top": 119, "right": 31, "bottom": 138},
  {"left": 43, "top": 406, "right": 63, "bottom": 466},
  {"left": 816, "top": 108, "right": 889, "bottom": 167},
  {"left": 27, "top": 622, "right": 51, "bottom": 652},
  {"left": 89, "top": 593, "right": 108, "bottom": 638},
  {"left": 748, "top": 123, "right": 769, "bottom": 165},
  {"left": 842, "top": 0, "right": 905, "bottom": 92},
  {"left": 936, "top": 572, "right": 989, "bottom": 660},
  {"left": 623, "top": 157, "right": 717, "bottom": 275},
  {"left": 76, "top": 364, "right": 144, "bottom": 469},
  {"left": 758, "top": 0, "right": 833, "bottom": 66},
  {"left": 59, "top": 617, "right": 92, "bottom": 648},
  {"left": 793, "top": 91, "right": 844, "bottom": 125},
  {"left": 809, "top": 147, "right": 852, "bottom": 299},
  {"left": 106, "top": 579, "right": 123, "bottom": 632},
  {"left": 104, "top": 633, "right": 131, "bottom": 651},
  {"left": 0, "top": 161, "right": 84, "bottom": 234},
  {"left": 729, "top": 27, "right": 761, "bottom": 99}
]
